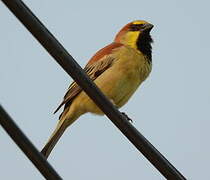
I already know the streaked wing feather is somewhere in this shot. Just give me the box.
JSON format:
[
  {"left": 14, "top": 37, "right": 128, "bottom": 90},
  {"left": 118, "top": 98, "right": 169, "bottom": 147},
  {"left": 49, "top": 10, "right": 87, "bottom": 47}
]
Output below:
[{"left": 54, "top": 53, "right": 118, "bottom": 114}]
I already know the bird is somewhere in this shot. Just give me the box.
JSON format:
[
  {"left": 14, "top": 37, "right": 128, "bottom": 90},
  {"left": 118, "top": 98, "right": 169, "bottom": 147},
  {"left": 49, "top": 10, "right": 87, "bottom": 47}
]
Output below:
[{"left": 41, "top": 20, "right": 154, "bottom": 158}]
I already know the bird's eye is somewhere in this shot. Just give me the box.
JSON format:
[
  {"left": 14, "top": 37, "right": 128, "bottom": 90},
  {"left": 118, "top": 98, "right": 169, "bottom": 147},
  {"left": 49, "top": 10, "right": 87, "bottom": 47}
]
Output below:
[{"left": 130, "top": 24, "right": 144, "bottom": 31}]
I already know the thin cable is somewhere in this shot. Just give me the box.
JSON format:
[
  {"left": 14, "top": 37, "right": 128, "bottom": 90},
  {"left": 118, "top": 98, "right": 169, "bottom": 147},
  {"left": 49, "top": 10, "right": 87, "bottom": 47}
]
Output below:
[{"left": 0, "top": 105, "right": 62, "bottom": 180}]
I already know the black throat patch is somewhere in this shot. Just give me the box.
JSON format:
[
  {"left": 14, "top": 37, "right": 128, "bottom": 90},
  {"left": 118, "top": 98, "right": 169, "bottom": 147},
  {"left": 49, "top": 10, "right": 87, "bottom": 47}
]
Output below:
[{"left": 137, "top": 32, "right": 153, "bottom": 62}]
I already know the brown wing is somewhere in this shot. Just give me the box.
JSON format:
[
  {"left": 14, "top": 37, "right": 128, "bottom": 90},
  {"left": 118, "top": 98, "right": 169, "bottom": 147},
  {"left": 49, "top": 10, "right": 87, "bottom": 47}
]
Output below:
[{"left": 54, "top": 42, "right": 123, "bottom": 115}]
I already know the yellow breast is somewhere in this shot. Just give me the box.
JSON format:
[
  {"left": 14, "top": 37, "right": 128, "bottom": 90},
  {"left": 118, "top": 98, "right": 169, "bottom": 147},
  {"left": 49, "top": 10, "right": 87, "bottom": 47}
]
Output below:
[{"left": 97, "top": 45, "right": 152, "bottom": 107}]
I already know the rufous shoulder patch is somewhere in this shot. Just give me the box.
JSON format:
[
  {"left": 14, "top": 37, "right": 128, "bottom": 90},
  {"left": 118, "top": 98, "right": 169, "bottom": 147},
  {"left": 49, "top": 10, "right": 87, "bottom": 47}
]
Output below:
[{"left": 87, "top": 42, "right": 123, "bottom": 65}]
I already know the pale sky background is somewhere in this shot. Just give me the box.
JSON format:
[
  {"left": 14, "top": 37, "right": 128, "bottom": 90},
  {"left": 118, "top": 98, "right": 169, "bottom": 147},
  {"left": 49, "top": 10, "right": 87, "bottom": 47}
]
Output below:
[{"left": 1, "top": 0, "right": 210, "bottom": 179}]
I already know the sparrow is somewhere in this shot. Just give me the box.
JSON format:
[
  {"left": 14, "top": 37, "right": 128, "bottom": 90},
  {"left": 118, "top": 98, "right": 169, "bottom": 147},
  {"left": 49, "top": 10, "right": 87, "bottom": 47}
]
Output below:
[{"left": 41, "top": 20, "right": 154, "bottom": 158}]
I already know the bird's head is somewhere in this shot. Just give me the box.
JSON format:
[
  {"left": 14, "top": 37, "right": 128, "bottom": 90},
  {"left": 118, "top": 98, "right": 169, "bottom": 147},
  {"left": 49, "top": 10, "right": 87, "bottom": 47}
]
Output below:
[{"left": 114, "top": 20, "right": 154, "bottom": 60}]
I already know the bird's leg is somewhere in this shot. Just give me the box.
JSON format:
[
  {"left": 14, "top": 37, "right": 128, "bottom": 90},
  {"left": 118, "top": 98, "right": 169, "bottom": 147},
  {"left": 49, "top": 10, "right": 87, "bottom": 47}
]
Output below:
[
  {"left": 109, "top": 99, "right": 133, "bottom": 123},
  {"left": 121, "top": 112, "right": 133, "bottom": 123}
]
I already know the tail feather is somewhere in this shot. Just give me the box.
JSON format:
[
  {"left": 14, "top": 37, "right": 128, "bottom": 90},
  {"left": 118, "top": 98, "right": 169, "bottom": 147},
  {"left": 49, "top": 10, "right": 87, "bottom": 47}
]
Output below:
[
  {"left": 41, "top": 106, "right": 81, "bottom": 158},
  {"left": 41, "top": 121, "right": 67, "bottom": 158}
]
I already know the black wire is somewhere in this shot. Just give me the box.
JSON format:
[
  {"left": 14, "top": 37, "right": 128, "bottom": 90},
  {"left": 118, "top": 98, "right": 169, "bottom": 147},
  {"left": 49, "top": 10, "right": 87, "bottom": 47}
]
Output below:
[
  {"left": 0, "top": 105, "right": 62, "bottom": 180},
  {"left": 1, "top": 0, "right": 186, "bottom": 179}
]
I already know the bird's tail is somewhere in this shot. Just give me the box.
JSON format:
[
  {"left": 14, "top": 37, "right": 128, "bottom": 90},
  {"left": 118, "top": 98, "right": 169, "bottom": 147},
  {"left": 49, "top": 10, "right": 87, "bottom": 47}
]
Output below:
[
  {"left": 41, "top": 120, "right": 67, "bottom": 158},
  {"left": 41, "top": 108, "right": 78, "bottom": 159}
]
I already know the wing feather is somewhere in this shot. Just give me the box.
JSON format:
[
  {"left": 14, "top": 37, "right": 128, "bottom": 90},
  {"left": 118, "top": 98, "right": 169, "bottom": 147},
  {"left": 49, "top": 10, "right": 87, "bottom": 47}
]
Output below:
[{"left": 54, "top": 42, "right": 123, "bottom": 115}]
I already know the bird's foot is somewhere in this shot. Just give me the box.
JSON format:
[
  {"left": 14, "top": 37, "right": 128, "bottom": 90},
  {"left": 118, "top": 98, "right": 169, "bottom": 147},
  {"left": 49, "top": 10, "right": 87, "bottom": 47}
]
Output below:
[{"left": 121, "top": 112, "right": 133, "bottom": 123}]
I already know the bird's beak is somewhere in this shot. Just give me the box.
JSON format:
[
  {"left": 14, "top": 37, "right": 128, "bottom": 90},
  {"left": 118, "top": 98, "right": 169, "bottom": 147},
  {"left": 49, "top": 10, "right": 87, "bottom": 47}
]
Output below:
[{"left": 141, "top": 23, "right": 154, "bottom": 32}]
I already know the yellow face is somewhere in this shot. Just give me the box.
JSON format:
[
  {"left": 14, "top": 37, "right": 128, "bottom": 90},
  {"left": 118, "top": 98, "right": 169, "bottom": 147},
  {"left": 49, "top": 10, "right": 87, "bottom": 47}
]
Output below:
[
  {"left": 115, "top": 20, "right": 153, "bottom": 51},
  {"left": 121, "top": 30, "right": 140, "bottom": 49}
]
